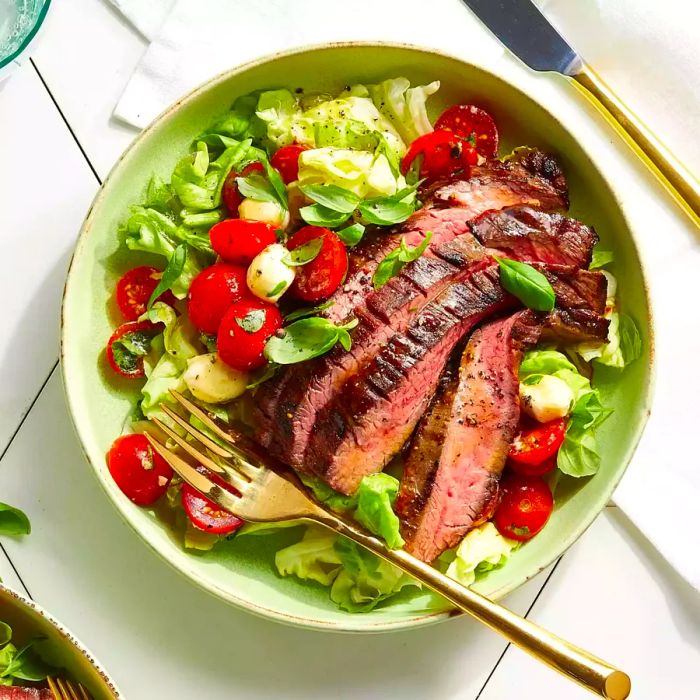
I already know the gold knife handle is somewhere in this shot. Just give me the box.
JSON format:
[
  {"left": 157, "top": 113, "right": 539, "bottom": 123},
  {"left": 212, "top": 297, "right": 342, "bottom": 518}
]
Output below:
[
  {"left": 571, "top": 64, "right": 700, "bottom": 227},
  {"left": 311, "top": 511, "right": 631, "bottom": 699}
]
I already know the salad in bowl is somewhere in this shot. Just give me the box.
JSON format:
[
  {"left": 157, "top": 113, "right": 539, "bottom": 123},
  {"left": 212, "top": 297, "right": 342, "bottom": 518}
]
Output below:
[{"left": 98, "top": 75, "right": 641, "bottom": 615}]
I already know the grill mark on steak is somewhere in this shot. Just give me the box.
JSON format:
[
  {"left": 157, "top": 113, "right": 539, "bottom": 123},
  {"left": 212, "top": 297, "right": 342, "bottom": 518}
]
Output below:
[
  {"left": 303, "top": 266, "right": 608, "bottom": 495},
  {"left": 469, "top": 207, "right": 598, "bottom": 268},
  {"left": 396, "top": 311, "right": 542, "bottom": 563}
]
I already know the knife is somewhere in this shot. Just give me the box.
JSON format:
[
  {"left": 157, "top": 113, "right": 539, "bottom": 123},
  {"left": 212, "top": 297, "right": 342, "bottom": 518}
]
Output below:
[{"left": 462, "top": 0, "right": 700, "bottom": 226}]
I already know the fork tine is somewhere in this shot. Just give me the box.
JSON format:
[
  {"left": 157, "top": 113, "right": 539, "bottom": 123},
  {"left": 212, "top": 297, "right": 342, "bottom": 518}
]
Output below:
[
  {"left": 58, "top": 678, "right": 78, "bottom": 700},
  {"left": 169, "top": 390, "right": 267, "bottom": 463},
  {"left": 159, "top": 403, "right": 234, "bottom": 459},
  {"left": 48, "top": 677, "right": 62, "bottom": 699},
  {"left": 145, "top": 434, "right": 247, "bottom": 510},
  {"left": 78, "top": 683, "right": 91, "bottom": 700},
  {"left": 150, "top": 416, "right": 251, "bottom": 490}
]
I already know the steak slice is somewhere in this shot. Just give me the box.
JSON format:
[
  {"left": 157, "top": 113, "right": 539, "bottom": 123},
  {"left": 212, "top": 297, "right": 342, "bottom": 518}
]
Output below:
[
  {"left": 470, "top": 207, "right": 597, "bottom": 268},
  {"left": 396, "top": 311, "right": 543, "bottom": 563},
  {"left": 0, "top": 688, "right": 54, "bottom": 699},
  {"left": 303, "top": 266, "right": 608, "bottom": 495}
]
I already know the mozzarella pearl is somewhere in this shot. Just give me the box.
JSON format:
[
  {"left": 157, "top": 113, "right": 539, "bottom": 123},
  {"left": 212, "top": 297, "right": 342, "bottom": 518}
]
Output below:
[
  {"left": 246, "top": 243, "right": 295, "bottom": 302},
  {"left": 238, "top": 198, "right": 290, "bottom": 228},
  {"left": 519, "top": 375, "right": 574, "bottom": 423},
  {"left": 183, "top": 353, "right": 249, "bottom": 404}
]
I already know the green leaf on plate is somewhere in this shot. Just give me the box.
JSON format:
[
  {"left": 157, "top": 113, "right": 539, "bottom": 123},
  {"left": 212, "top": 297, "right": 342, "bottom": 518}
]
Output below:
[
  {"left": 283, "top": 238, "right": 323, "bottom": 267},
  {"left": 284, "top": 300, "right": 334, "bottom": 323},
  {"left": 147, "top": 243, "right": 187, "bottom": 308},
  {"left": 373, "top": 231, "right": 433, "bottom": 289},
  {"left": 300, "top": 183, "right": 361, "bottom": 213},
  {"left": 336, "top": 223, "right": 365, "bottom": 246},
  {"left": 618, "top": 313, "right": 642, "bottom": 364},
  {"left": 264, "top": 317, "right": 358, "bottom": 365},
  {"left": 589, "top": 248, "right": 614, "bottom": 270},
  {"left": 235, "top": 309, "right": 266, "bottom": 334},
  {"left": 300, "top": 204, "right": 352, "bottom": 228},
  {"left": 236, "top": 173, "right": 279, "bottom": 203},
  {"left": 496, "top": 258, "right": 555, "bottom": 311}
]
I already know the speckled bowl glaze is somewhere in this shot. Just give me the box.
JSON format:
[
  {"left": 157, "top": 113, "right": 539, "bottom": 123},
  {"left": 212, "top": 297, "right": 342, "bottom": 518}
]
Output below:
[
  {"left": 0, "top": 584, "right": 121, "bottom": 697},
  {"left": 61, "top": 43, "right": 653, "bottom": 632}
]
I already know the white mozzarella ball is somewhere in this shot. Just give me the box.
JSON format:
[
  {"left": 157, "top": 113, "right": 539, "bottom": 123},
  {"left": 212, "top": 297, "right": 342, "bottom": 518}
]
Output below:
[
  {"left": 519, "top": 375, "right": 574, "bottom": 423},
  {"left": 184, "top": 353, "right": 249, "bottom": 404},
  {"left": 238, "top": 198, "right": 290, "bottom": 228},
  {"left": 246, "top": 243, "right": 295, "bottom": 302}
]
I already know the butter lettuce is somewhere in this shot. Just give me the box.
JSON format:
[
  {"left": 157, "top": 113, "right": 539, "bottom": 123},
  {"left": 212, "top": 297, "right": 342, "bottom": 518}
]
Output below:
[
  {"left": 520, "top": 350, "right": 613, "bottom": 477},
  {"left": 275, "top": 527, "right": 343, "bottom": 586},
  {"left": 445, "top": 523, "right": 518, "bottom": 586}
]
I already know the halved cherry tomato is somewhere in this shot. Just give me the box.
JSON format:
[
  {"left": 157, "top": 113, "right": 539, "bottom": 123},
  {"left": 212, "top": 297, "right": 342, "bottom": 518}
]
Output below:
[
  {"left": 182, "top": 465, "right": 243, "bottom": 535},
  {"left": 508, "top": 418, "right": 567, "bottom": 469},
  {"left": 217, "top": 298, "right": 283, "bottom": 371},
  {"left": 270, "top": 143, "right": 308, "bottom": 184},
  {"left": 400, "top": 130, "right": 478, "bottom": 180},
  {"left": 287, "top": 226, "right": 348, "bottom": 302},
  {"left": 106, "top": 320, "right": 159, "bottom": 378},
  {"left": 435, "top": 104, "right": 499, "bottom": 158},
  {"left": 222, "top": 161, "right": 265, "bottom": 215},
  {"left": 115, "top": 266, "right": 176, "bottom": 321},
  {"left": 508, "top": 453, "right": 558, "bottom": 478},
  {"left": 209, "top": 219, "right": 278, "bottom": 265},
  {"left": 494, "top": 474, "right": 553, "bottom": 541},
  {"left": 107, "top": 433, "right": 173, "bottom": 506},
  {"left": 187, "top": 262, "right": 249, "bottom": 334}
]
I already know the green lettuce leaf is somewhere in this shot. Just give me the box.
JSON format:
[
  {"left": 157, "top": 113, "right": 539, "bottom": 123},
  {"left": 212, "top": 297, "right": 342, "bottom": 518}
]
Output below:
[
  {"left": 368, "top": 77, "right": 440, "bottom": 144},
  {"left": 354, "top": 473, "right": 404, "bottom": 549},
  {"left": 143, "top": 302, "right": 203, "bottom": 360},
  {"left": 140, "top": 352, "right": 187, "bottom": 423},
  {"left": 445, "top": 523, "right": 518, "bottom": 586},
  {"left": 275, "top": 527, "right": 343, "bottom": 586},
  {"left": 199, "top": 93, "right": 267, "bottom": 146}
]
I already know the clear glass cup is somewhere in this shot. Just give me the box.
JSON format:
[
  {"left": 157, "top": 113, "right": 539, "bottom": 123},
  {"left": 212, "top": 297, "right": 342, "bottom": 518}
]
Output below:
[{"left": 0, "top": 0, "right": 52, "bottom": 82}]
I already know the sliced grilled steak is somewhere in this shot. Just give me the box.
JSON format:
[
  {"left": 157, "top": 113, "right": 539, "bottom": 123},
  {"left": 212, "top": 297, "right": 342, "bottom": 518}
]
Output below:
[
  {"left": 0, "top": 688, "right": 53, "bottom": 699},
  {"left": 470, "top": 207, "right": 597, "bottom": 268},
  {"left": 303, "top": 265, "right": 607, "bottom": 495},
  {"left": 396, "top": 311, "right": 542, "bottom": 562}
]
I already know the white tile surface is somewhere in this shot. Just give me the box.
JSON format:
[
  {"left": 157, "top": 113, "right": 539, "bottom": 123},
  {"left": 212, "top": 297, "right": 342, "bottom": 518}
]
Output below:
[
  {"left": 0, "top": 371, "right": 548, "bottom": 700},
  {"left": 0, "top": 63, "right": 98, "bottom": 452},
  {"left": 479, "top": 510, "right": 700, "bottom": 700}
]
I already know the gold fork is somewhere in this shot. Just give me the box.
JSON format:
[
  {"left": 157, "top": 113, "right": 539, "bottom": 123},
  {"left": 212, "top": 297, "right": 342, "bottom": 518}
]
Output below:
[
  {"left": 47, "top": 677, "right": 91, "bottom": 700},
  {"left": 146, "top": 390, "right": 631, "bottom": 700}
]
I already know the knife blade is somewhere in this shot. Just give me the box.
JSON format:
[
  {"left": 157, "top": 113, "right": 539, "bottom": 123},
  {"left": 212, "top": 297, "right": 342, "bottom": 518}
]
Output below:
[
  {"left": 461, "top": 0, "right": 581, "bottom": 75},
  {"left": 460, "top": 0, "right": 700, "bottom": 225}
]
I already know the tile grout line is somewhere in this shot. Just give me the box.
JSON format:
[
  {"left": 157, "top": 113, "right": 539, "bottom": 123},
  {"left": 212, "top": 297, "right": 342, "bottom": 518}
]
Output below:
[
  {"left": 0, "top": 543, "right": 33, "bottom": 599},
  {"left": 473, "top": 555, "right": 564, "bottom": 700},
  {"left": 29, "top": 58, "right": 103, "bottom": 186}
]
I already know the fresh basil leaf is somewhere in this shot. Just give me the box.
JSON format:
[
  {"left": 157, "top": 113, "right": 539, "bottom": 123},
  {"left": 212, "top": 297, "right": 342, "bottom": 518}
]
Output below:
[
  {"left": 246, "top": 362, "right": 279, "bottom": 389},
  {"left": 283, "top": 238, "right": 323, "bottom": 267},
  {"left": 236, "top": 173, "right": 278, "bottom": 203},
  {"left": 373, "top": 232, "right": 433, "bottom": 290},
  {"left": 147, "top": 244, "right": 187, "bottom": 308},
  {"left": 267, "top": 280, "right": 288, "bottom": 298},
  {"left": 261, "top": 156, "right": 289, "bottom": 211},
  {"left": 336, "top": 223, "right": 365, "bottom": 246},
  {"left": 300, "top": 184, "right": 360, "bottom": 214},
  {"left": 618, "top": 313, "right": 642, "bottom": 364},
  {"left": 264, "top": 318, "right": 358, "bottom": 365},
  {"left": 284, "top": 300, "right": 334, "bottom": 322},
  {"left": 300, "top": 204, "right": 352, "bottom": 228},
  {"left": 589, "top": 249, "right": 614, "bottom": 270},
  {"left": 1, "top": 637, "right": 57, "bottom": 682},
  {"left": 235, "top": 309, "right": 266, "bottom": 333},
  {"left": 496, "top": 258, "right": 556, "bottom": 311},
  {"left": 111, "top": 328, "right": 158, "bottom": 375},
  {"left": 358, "top": 196, "right": 416, "bottom": 226},
  {"left": 0, "top": 623, "right": 10, "bottom": 646},
  {"left": 557, "top": 422, "right": 600, "bottom": 477}
]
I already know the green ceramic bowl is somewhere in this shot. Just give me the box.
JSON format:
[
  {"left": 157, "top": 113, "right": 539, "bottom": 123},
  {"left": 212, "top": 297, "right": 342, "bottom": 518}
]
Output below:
[
  {"left": 0, "top": 584, "right": 121, "bottom": 697},
  {"left": 61, "top": 43, "right": 653, "bottom": 632}
]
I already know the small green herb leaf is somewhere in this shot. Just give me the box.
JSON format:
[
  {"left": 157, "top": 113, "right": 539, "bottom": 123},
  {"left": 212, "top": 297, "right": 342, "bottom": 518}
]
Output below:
[
  {"left": 260, "top": 156, "right": 289, "bottom": 210},
  {"left": 246, "top": 362, "right": 280, "bottom": 389},
  {"left": 336, "top": 223, "right": 365, "bottom": 246},
  {"left": 264, "top": 318, "right": 358, "bottom": 365},
  {"left": 300, "top": 184, "right": 360, "bottom": 213},
  {"left": 147, "top": 244, "right": 187, "bottom": 308},
  {"left": 589, "top": 249, "right": 614, "bottom": 269},
  {"left": 358, "top": 188, "right": 418, "bottom": 226},
  {"left": 496, "top": 258, "right": 556, "bottom": 311},
  {"left": 235, "top": 309, "right": 266, "bottom": 333},
  {"left": 110, "top": 328, "right": 157, "bottom": 374},
  {"left": 0, "top": 623, "right": 11, "bottom": 646},
  {"left": 373, "top": 232, "right": 433, "bottom": 289},
  {"left": 284, "top": 300, "right": 334, "bottom": 322},
  {"left": 236, "top": 173, "right": 278, "bottom": 203},
  {"left": 266, "top": 280, "right": 288, "bottom": 298},
  {"left": 0, "top": 504, "right": 30, "bottom": 537},
  {"left": 300, "top": 204, "right": 352, "bottom": 228},
  {"left": 283, "top": 237, "right": 323, "bottom": 267},
  {"left": 618, "top": 313, "right": 642, "bottom": 364}
]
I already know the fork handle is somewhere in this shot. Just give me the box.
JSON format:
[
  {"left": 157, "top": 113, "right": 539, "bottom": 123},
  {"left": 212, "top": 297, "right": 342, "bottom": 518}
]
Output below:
[{"left": 311, "top": 512, "right": 630, "bottom": 700}]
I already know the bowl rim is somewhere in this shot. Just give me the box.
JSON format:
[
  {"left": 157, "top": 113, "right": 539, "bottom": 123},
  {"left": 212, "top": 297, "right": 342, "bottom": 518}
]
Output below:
[
  {"left": 60, "top": 40, "right": 655, "bottom": 633},
  {"left": 0, "top": 582, "right": 122, "bottom": 696},
  {"left": 0, "top": 0, "right": 52, "bottom": 70}
]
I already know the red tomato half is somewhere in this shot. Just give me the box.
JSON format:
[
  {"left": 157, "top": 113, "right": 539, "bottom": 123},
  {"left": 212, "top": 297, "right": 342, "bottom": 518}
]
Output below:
[
  {"left": 217, "top": 298, "right": 283, "bottom": 371},
  {"left": 107, "top": 434, "right": 173, "bottom": 506},
  {"left": 209, "top": 219, "right": 278, "bottom": 265},
  {"left": 222, "top": 161, "right": 264, "bottom": 215},
  {"left": 187, "top": 262, "right": 249, "bottom": 334},
  {"left": 106, "top": 320, "right": 159, "bottom": 379},
  {"left": 182, "top": 465, "right": 243, "bottom": 535},
  {"left": 400, "top": 129, "right": 478, "bottom": 180},
  {"left": 115, "top": 266, "right": 175, "bottom": 321},
  {"left": 435, "top": 104, "right": 499, "bottom": 158},
  {"left": 270, "top": 143, "right": 308, "bottom": 184},
  {"left": 508, "top": 418, "right": 567, "bottom": 469},
  {"left": 287, "top": 226, "right": 348, "bottom": 302},
  {"left": 494, "top": 474, "right": 553, "bottom": 541}
]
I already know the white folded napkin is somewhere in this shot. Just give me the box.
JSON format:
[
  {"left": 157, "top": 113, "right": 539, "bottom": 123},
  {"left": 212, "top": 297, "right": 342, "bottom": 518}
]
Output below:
[{"left": 107, "top": 0, "right": 700, "bottom": 591}]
